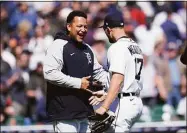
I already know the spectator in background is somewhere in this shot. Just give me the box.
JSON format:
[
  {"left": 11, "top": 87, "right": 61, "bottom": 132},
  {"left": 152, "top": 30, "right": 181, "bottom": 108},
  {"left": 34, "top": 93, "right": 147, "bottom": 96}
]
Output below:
[
  {"left": 0, "top": 81, "right": 15, "bottom": 125},
  {"left": 152, "top": 38, "right": 172, "bottom": 96},
  {"left": 140, "top": 53, "right": 157, "bottom": 122},
  {"left": 1, "top": 2, "right": 17, "bottom": 17},
  {"left": 134, "top": 17, "right": 164, "bottom": 55},
  {"left": 84, "top": 15, "right": 103, "bottom": 45},
  {"left": 91, "top": 40, "right": 107, "bottom": 70},
  {"left": 12, "top": 45, "right": 24, "bottom": 60},
  {"left": 140, "top": 52, "right": 167, "bottom": 122},
  {"left": 71, "top": 2, "right": 82, "bottom": 11},
  {"left": 0, "top": 43, "right": 15, "bottom": 125},
  {"left": 161, "top": 7, "right": 182, "bottom": 45},
  {"left": 16, "top": 20, "right": 32, "bottom": 47},
  {"left": 0, "top": 50, "right": 12, "bottom": 94},
  {"left": 166, "top": 42, "right": 185, "bottom": 108},
  {"left": 58, "top": 7, "right": 73, "bottom": 23},
  {"left": 177, "top": 2, "right": 186, "bottom": 25},
  {"left": 126, "top": 1, "right": 146, "bottom": 25},
  {"left": 0, "top": 55, "right": 12, "bottom": 125},
  {"left": 152, "top": 3, "right": 186, "bottom": 39},
  {"left": 0, "top": 59, "right": 12, "bottom": 83},
  {"left": 26, "top": 62, "right": 46, "bottom": 123},
  {"left": 0, "top": 50, "right": 31, "bottom": 125},
  {"left": 89, "top": 15, "right": 109, "bottom": 45},
  {"left": 9, "top": 19, "right": 32, "bottom": 52},
  {"left": 9, "top": 2, "right": 37, "bottom": 32},
  {"left": 28, "top": 1, "right": 55, "bottom": 16},
  {"left": 0, "top": 91, "right": 7, "bottom": 125},
  {"left": 5, "top": 50, "right": 31, "bottom": 120},
  {"left": 7, "top": 38, "right": 18, "bottom": 53},
  {"left": 122, "top": 6, "right": 137, "bottom": 40},
  {"left": 1, "top": 41, "right": 16, "bottom": 69},
  {"left": 27, "top": 25, "right": 53, "bottom": 62},
  {"left": 136, "top": 1, "right": 155, "bottom": 18},
  {"left": 0, "top": 6, "right": 9, "bottom": 34}
]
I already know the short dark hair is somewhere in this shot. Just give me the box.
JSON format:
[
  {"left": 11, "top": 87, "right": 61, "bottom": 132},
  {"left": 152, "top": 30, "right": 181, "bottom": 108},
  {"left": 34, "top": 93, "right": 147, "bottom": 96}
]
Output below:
[{"left": 66, "top": 10, "right": 87, "bottom": 24}]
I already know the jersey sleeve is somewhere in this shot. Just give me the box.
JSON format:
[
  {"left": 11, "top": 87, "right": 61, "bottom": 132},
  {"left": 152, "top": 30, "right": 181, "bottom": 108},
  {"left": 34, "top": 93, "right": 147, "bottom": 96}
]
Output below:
[{"left": 107, "top": 43, "right": 129, "bottom": 75}]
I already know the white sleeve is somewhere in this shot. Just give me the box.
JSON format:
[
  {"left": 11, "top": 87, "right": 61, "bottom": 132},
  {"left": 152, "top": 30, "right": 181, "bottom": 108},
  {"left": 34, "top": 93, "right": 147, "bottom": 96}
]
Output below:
[
  {"left": 43, "top": 39, "right": 81, "bottom": 89},
  {"left": 108, "top": 43, "right": 129, "bottom": 75},
  {"left": 92, "top": 53, "right": 109, "bottom": 89}
]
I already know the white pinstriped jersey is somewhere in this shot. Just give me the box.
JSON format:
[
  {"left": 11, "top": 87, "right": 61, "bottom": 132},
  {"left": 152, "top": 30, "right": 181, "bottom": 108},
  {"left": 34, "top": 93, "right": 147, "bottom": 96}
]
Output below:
[{"left": 107, "top": 37, "right": 143, "bottom": 93}]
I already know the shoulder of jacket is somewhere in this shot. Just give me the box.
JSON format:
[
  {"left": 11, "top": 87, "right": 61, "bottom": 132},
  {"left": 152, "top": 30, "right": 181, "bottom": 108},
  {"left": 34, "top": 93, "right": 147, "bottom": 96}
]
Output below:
[
  {"left": 84, "top": 42, "right": 91, "bottom": 48},
  {"left": 53, "top": 39, "right": 68, "bottom": 46},
  {"left": 84, "top": 43, "right": 93, "bottom": 51},
  {"left": 46, "top": 39, "right": 68, "bottom": 52},
  {"left": 50, "top": 39, "right": 68, "bottom": 50}
]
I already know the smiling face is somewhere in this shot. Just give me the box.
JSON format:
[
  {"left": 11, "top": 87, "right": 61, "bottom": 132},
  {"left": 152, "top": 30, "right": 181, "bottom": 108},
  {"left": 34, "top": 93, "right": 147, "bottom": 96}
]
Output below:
[{"left": 67, "top": 16, "right": 88, "bottom": 43}]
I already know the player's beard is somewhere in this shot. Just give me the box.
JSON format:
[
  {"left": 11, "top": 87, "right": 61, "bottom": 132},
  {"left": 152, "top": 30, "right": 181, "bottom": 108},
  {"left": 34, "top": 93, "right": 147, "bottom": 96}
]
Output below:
[
  {"left": 108, "top": 37, "right": 115, "bottom": 43},
  {"left": 105, "top": 31, "right": 115, "bottom": 43}
]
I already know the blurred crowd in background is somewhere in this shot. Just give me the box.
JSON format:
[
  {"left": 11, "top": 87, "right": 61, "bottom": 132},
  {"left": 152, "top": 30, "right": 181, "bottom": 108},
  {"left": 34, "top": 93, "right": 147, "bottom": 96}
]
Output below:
[{"left": 0, "top": 1, "right": 186, "bottom": 126}]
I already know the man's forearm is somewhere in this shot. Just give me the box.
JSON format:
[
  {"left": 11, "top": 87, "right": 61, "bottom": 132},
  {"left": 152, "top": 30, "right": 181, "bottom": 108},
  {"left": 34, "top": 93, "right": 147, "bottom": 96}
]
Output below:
[
  {"left": 102, "top": 73, "right": 124, "bottom": 109},
  {"left": 44, "top": 66, "right": 81, "bottom": 89}
]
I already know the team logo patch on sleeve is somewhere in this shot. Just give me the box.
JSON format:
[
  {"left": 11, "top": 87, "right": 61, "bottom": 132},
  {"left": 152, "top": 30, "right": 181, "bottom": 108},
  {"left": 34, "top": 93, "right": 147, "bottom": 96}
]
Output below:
[{"left": 84, "top": 52, "right": 92, "bottom": 64}]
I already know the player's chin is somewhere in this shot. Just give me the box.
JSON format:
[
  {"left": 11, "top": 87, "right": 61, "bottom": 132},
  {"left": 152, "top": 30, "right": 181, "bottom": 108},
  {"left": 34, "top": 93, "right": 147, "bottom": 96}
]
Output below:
[{"left": 77, "top": 36, "right": 84, "bottom": 43}]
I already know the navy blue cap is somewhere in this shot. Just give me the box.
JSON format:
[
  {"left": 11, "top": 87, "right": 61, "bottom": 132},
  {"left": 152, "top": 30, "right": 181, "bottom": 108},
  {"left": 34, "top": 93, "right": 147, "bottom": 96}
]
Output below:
[{"left": 99, "top": 12, "right": 124, "bottom": 28}]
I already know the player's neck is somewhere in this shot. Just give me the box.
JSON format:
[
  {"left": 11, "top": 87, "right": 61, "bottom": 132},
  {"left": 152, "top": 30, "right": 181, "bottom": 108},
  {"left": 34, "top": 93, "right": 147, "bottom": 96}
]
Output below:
[{"left": 113, "top": 30, "right": 127, "bottom": 42}]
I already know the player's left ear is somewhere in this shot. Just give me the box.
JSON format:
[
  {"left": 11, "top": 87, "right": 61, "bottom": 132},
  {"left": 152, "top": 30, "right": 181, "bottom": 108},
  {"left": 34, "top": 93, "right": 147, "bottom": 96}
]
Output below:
[{"left": 105, "top": 27, "right": 111, "bottom": 34}]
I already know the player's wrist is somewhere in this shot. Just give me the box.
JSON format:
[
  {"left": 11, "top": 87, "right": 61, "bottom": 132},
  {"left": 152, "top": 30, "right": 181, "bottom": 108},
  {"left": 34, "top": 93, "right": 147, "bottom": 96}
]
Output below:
[{"left": 101, "top": 105, "right": 109, "bottom": 112}]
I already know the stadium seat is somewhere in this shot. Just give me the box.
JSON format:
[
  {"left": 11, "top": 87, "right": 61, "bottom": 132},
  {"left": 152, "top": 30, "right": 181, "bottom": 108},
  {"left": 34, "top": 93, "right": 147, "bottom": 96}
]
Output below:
[{"left": 151, "top": 105, "right": 164, "bottom": 121}]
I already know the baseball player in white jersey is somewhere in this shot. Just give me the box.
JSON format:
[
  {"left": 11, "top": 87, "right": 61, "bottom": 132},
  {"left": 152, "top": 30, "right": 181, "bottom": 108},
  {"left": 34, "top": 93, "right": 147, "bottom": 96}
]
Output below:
[{"left": 94, "top": 12, "right": 144, "bottom": 133}]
